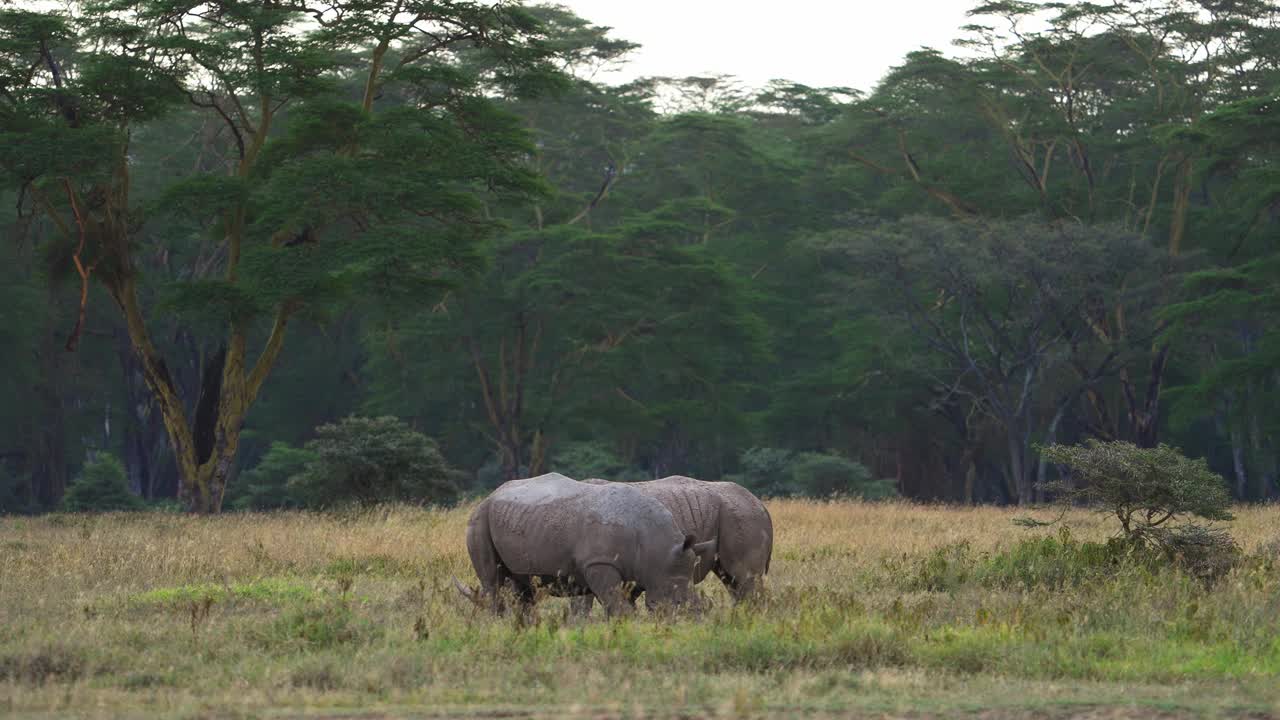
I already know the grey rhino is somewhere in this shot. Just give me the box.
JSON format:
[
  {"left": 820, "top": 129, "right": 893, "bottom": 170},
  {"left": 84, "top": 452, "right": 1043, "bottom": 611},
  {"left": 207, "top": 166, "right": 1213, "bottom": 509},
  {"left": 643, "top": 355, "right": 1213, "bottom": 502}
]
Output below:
[
  {"left": 576, "top": 475, "right": 772, "bottom": 612},
  {"left": 460, "top": 472, "right": 715, "bottom": 617}
]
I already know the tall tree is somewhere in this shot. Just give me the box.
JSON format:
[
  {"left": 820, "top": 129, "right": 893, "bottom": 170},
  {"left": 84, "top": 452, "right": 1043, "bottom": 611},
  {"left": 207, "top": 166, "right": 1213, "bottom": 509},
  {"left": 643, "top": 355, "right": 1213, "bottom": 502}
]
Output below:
[{"left": 0, "top": 1, "right": 564, "bottom": 511}]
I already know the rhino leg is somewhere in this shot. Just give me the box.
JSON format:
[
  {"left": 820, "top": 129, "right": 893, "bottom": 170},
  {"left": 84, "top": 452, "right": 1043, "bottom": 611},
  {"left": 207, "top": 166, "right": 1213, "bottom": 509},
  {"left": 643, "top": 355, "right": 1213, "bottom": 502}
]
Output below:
[
  {"left": 571, "top": 585, "right": 643, "bottom": 618},
  {"left": 582, "top": 564, "right": 633, "bottom": 618},
  {"left": 465, "top": 502, "right": 511, "bottom": 614}
]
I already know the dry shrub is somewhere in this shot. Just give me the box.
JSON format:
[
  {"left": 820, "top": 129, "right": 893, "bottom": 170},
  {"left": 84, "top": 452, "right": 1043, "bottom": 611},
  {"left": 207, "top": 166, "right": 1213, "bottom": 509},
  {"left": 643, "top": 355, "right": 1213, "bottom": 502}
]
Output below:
[
  {"left": 0, "top": 646, "right": 87, "bottom": 683},
  {"left": 1134, "top": 525, "right": 1242, "bottom": 585}
]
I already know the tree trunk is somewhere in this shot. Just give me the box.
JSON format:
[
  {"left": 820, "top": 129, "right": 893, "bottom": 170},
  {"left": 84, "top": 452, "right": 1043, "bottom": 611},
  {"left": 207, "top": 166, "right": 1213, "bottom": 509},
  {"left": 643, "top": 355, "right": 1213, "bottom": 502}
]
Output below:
[
  {"left": 1224, "top": 413, "right": 1247, "bottom": 500},
  {"left": 34, "top": 319, "right": 69, "bottom": 507},
  {"left": 113, "top": 275, "right": 291, "bottom": 512},
  {"left": 1008, "top": 431, "right": 1030, "bottom": 506},
  {"left": 1036, "top": 400, "right": 1073, "bottom": 502},
  {"left": 963, "top": 454, "right": 976, "bottom": 505}
]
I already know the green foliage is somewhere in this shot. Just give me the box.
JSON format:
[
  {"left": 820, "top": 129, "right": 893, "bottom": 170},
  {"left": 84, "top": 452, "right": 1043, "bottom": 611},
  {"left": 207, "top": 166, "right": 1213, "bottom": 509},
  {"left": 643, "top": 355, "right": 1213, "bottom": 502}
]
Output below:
[
  {"left": 288, "top": 416, "right": 456, "bottom": 507},
  {"left": 1040, "top": 441, "right": 1234, "bottom": 536},
  {"left": 61, "top": 454, "right": 144, "bottom": 512},
  {"left": 230, "top": 442, "right": 317, "bottom": 511},
  {"left": 731, "top": 447, "right": 896, "bottom": 499},
  {"left": 550, "top": 441, "right": 646, "bottom": 482}
]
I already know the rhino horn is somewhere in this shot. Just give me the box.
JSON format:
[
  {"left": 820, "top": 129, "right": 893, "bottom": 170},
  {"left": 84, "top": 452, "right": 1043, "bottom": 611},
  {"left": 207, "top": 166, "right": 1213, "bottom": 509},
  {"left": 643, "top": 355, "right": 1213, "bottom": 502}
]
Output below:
[{"left": 452, "top": 576, "right": 482, "bottom": 607}]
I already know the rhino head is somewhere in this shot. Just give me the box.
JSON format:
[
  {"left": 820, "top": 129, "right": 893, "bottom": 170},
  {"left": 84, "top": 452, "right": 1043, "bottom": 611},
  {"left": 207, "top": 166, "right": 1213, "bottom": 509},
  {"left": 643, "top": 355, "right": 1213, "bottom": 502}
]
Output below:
[{"left": 643, "top": 534, "right": 718, "bottom": 611}]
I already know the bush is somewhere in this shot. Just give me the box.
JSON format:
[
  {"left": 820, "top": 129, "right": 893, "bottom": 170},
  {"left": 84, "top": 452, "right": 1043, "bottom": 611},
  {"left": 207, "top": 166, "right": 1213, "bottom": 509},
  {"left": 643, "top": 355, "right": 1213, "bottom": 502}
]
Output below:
[
  {"left": 231, "top": 442, "right": 318, "bottom": 510},
  {"left": 61, "top": 454, "right": 145, "bottom": 512},
  {"left": 978, "top": 530, "right": 1144, "bottom": 590},
  {"left": 732, "top": 447, "right": 897, "bottom": 499},
  {"left": 731, "top": 447, "right": 796, "bottom": 497},
  {"left": 790, "top": 452, "right": 897, "bottom": 499},
  {"left": 1138, "top": 525, "right": 1241, "bottom": 585},
  {"left": 288, "top": 416, "right": 457, "bottom": 507}
]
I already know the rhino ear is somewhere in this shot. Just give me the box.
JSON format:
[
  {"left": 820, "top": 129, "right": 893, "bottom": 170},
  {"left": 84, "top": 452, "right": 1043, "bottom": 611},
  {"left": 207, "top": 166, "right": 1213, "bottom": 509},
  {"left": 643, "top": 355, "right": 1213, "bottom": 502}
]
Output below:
[{"left": 681, "top": 534, "right": 697, "bottom": 552}]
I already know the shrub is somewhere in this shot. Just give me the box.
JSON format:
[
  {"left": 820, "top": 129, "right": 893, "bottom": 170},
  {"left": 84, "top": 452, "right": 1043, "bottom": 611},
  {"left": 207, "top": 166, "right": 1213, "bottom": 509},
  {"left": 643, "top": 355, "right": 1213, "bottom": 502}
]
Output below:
[
  {"left": 733, "top": 447, "right": 896, "bottom": 499},
  {"left": 288, "top": 416, "right": 457, "bottom": 507},
  {"left": 231, "top": 442, "right": 317, "bottom": 510},
  {"left": 0, "top": 646, "right": 87, "bottom": 683},
  {"left": 61, "top": 454, "right": 145, "bottom": 512},
  {"left": 1140, "top": 525, "right": 1241, "bottom": 585},
  {"left": 978, "top": 530, "right": 1146, "bottom": 590},
  {"left": 790, "top": 452, "right": 897, "bottom": 499},
  {"left": 731, "top": 447, "right": 796, "bottom": 497}
]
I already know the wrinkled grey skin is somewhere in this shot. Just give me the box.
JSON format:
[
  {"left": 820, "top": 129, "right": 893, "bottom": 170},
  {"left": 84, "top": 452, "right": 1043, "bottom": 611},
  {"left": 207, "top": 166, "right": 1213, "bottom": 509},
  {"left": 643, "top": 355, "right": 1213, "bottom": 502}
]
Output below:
[
  {"left": 462, "top": 473, "right": 713, "bottom": 617},
  {"left": 576, "top": 475, "right": 772, "bottom": 614}
]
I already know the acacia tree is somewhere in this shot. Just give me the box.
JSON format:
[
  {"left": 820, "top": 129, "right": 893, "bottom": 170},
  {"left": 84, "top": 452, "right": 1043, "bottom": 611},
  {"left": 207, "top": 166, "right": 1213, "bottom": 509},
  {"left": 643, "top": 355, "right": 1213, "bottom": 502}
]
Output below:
[
  {"left": 821, "top": 216, "right": 1160, "bottom": 504},
  {"left": 823, "top": 1, "right": 1280, "bottom": 452},
  {"left": 0, "top": 1, "right": 564, "bottom": 511}
]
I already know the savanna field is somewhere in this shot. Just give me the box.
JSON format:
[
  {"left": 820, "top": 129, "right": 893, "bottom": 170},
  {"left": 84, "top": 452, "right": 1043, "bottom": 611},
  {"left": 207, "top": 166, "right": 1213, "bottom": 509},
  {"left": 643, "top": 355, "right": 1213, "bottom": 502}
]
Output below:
[{"left": 3, "top": 501, "right": 1279, "bottom": 719}]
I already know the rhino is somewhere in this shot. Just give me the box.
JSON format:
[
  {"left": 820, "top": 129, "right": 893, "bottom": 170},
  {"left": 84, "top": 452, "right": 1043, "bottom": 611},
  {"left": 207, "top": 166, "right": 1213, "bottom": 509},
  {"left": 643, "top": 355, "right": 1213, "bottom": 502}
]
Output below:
[
  {"left": 575, "top": 475, "right": 772, "bottom": 613},
  {"left": 459, "top": 472, "right": 715, "bottom": 617}
]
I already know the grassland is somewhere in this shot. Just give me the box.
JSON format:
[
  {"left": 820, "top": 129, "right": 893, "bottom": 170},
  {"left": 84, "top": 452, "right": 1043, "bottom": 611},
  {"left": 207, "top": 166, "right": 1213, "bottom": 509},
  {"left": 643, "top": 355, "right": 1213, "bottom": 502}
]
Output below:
[{"left": 2, "top": 501, "right": 1279, "bottom": 719}]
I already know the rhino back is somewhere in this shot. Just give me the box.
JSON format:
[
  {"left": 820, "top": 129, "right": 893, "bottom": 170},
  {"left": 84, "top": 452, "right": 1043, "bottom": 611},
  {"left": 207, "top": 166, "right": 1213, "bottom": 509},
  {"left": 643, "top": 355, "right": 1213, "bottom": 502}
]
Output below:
[
  {"left": 638, "top": 477, "right": 721, "bottom": 541},
  {"left": 487, "top": 475, "right": 681, "bottom": 578}
]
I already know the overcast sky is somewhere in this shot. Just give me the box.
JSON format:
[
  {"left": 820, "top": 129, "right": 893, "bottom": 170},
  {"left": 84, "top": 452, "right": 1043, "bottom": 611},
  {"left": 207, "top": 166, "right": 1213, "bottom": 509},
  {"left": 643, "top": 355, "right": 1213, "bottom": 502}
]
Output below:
[{"left": 558, "top": 1, "right": 977, "bottom": 93}]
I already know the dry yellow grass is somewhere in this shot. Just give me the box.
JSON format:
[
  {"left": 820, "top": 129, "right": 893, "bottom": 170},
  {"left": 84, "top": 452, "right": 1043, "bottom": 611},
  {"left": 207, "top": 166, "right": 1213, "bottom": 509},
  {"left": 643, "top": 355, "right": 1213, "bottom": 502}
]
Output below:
[{"left": 2, "top": 500, "right": 1278, "bottom": 719}]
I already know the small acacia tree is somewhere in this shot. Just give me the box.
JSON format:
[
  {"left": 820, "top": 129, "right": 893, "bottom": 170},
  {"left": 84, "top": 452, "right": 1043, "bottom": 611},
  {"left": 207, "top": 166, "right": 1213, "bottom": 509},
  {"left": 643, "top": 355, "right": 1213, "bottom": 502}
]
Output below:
[
  {"left": 1039, "top": 440, "right": 1238, "bottom": 580},
  {"left": 1, "top": 1, "right": 565, "bottom": 511},
  {"left": 1040, "top": 440, "right": 1233, "bottom": 537}
]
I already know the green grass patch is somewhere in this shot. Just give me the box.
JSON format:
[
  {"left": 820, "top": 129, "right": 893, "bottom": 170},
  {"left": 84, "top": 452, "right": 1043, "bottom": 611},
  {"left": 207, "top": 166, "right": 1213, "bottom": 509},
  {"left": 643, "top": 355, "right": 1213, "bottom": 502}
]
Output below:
[{"left": 126, "top": 577, "right": 316, "bottom": 607}]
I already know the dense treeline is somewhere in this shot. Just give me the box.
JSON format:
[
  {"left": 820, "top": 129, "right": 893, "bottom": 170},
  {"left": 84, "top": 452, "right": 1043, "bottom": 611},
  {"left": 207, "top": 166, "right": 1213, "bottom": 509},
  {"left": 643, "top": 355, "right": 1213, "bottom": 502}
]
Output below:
[{"left": 2, "top": 1, "right": 1278, "bottom": 512}]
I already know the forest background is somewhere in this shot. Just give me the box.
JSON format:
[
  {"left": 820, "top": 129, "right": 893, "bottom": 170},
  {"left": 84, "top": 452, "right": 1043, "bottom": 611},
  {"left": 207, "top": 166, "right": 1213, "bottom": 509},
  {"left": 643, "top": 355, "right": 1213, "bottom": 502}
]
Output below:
[{"left": 3, "top": 0, "right": 1279, "bottom": 513}]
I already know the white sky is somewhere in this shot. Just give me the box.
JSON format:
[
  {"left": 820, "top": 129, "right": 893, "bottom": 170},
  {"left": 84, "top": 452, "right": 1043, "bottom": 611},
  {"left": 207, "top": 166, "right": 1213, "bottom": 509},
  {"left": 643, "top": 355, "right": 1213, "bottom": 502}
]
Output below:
[{"left": 558, "top": 1, "right": 978, "bottom": 93}]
